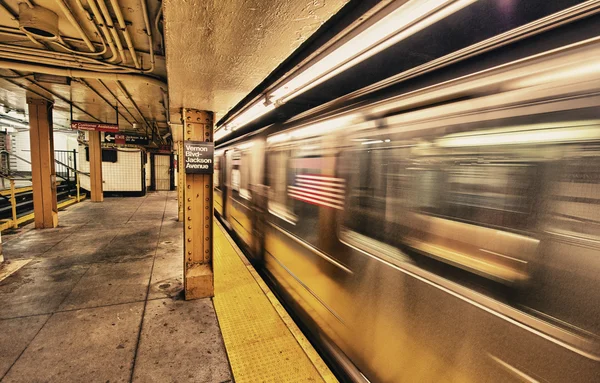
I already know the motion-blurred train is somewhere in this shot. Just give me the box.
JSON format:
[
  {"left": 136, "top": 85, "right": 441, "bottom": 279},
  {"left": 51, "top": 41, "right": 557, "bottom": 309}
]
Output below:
[{"left": 213, "top": 24, "right": 600, "bottom": 383}]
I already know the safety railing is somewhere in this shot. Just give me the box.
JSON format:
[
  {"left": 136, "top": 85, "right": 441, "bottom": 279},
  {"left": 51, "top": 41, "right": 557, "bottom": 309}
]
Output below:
[{"left": 0, "top": 150, "right": 89, "bottom": 230}]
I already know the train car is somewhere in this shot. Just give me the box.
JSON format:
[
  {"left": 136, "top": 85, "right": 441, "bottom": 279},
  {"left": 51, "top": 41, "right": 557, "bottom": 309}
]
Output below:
[{"left": 216, "top": 32, "right": 600, "bottom": 382}]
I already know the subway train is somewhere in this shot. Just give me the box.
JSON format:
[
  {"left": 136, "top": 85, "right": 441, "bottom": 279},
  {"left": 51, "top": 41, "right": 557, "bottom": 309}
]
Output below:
[{"left": 213, "top": 32, "right": 600, "bottom": 382}]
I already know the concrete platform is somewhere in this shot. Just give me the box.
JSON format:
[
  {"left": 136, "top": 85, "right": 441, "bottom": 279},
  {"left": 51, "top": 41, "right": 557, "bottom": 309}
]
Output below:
[{"left": 0, "top": 192, "right": 232, "bottom": 382}]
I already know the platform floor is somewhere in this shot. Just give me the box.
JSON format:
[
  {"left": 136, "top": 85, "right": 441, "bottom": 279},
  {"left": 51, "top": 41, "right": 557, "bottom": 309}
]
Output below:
[
  {"left": 0, "top": 192, "right": 232, "bottom": 382},
  {"left": 213, "top": 219, "right": 337, "bottom": 383}
]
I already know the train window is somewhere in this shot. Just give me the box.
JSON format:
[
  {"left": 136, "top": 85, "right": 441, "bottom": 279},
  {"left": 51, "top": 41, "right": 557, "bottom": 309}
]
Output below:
[
  {"left": 214, "top": 156, "right": 221, "bottom": 189},
  {"left": 266, "top": 149, "right": 296, "bottom": 223},
  {"left": 545, "top": 154, "right": 600, "bottom": 240},
  {"left": 344, "top": 146, "right": 411, "bottom": 244},
  {"left": 433, "top": 161, "right": 538, "bottom": 231},
  {"left": 239, "top": 150, "right": 251, "bottom": 200}
]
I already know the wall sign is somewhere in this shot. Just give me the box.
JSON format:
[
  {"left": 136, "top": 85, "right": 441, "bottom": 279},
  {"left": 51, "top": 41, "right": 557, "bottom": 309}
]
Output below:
[
  {"left": 184, "top": 141, "right": 214, "bottom": 174},
  {"left": 71, "top": 120, "right": 119, "bottom": 132},
  {"left": 103, "top": 132, "right": 149, "bottom": 146}
]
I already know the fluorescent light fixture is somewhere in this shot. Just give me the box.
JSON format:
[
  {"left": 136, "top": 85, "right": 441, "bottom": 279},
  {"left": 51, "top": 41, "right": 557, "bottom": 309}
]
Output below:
[
  {"left": 437, "top": 124, "right": 600, "bottom": 147},
  {"left": 2, "top": 126, "right": 15, "bottom": 133},
  {"left": 361, "top": 140, "right": 383, "bottom": 145},
  {"left": 0, "top": 117, "right": 28, "bottom": 128},
  {"left": 384, "top": 139, "right": 391, "bottom": 142},
  {"left": 237, "top": 141, "right": 255, "bottom": 150},
  {"left": 267, "top": 115, "right": 354, "bottom": 144},
  {"left": 218, "top": 0, "right": 475, "bottom": 141},
  {"left": 269, "top": 0, "right": 476, "bottom": 103},
  {"left": 214, "top": 128, "right": 228, "bottom": 141},
  {"left": 33, "top": 73, "right": 71, "bottom": 85},
  {"left": 221, "top": 102, "right": 275, "bottom": 134}
]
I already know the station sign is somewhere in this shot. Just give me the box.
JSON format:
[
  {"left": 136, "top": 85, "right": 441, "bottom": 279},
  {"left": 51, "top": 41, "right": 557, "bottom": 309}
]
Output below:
[
  {"left": 184, "top": 141, "right": 214, "bottom": 174},
  {"left": 103, "top": 132, "right": 149, "bottom": 146},
  {"left": 71, "top": 120, "right": 119, "bottom": 132}
]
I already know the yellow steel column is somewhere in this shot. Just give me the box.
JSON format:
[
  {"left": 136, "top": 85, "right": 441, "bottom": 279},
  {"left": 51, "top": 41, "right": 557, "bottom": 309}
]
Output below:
[
  {"left": 177, "top": 142, "right": 184, "bottom": 221},
  {"left": 27, "top": 97, "right": 58, "bottom": 229},
  {"left": 88, "top": 130, "right": 104, "bottom": 202},
  {"left": 183, "top": 109, "right": 214, "bottom": 299},
  {"left": 9, "top": 179, "right": 17, "bottom": 229}
]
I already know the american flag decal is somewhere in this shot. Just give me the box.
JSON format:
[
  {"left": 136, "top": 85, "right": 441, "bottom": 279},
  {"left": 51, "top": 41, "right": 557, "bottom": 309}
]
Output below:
[{"left": 288, "top": 174, "right": 346, "bottom": 210}]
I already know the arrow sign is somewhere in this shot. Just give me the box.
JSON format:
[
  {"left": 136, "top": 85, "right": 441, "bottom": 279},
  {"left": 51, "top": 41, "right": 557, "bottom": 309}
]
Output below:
[{"left": 103, "top": 133, "right": 149, "bottom": 146}]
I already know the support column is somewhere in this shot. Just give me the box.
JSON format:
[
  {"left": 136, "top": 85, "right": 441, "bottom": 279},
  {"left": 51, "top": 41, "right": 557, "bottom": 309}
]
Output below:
[
  {"left": 88, "top": 130, "right": 103, "bottom": 202},
  {"left": 183, "top": 109, "right": 214, "bottom": 299},
  {"left": 27, "top": 97, "right": 58, "bottom": 229},
  {"left": 176, "top": 142, "right": 184, "bottom": 221}
]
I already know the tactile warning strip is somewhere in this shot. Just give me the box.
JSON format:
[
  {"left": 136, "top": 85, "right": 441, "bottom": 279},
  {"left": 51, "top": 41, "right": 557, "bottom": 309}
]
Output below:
[{"left": 213, "top": 219, "right": 338, "bottom": 383}]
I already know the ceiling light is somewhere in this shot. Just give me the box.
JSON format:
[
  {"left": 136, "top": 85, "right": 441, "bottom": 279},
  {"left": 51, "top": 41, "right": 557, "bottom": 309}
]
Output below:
[
  {"left": 34, "top": 73, "right": 71, "bottom": 85},
  {"left": 267, "top": 115, "right": 355, "bottom": 144},
  {"left": 362, "top": 140, "right": 383, "bottom": 145},
  {"left": 19, "top": 4, "right": 59, "bottom": 39},
  {"left": 221, "top": 101, "right": 274, "bottom": 134},
  {"left": 218, "top": 0, "right": 475, "bottom": 141},
  {"left": 269, "top": 0, "right": 476, "bottom": 103},
  {"left": 437, "top": 124, "right": 600, "bottom": 147}
]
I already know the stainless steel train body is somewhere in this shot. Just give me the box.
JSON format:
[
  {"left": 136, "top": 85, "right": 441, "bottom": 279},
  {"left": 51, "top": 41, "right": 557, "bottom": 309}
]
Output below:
[{"left": 214, "top": 36, "right": 600, "bottom": 382}]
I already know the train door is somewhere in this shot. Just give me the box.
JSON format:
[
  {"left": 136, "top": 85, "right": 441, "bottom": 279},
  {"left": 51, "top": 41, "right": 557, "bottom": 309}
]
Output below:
[
  {"left": 153, "top": 154, "right": 171, "bottom": 190},
  {"left": 223, "top": 149, "right": 233, "bottom": 222}
]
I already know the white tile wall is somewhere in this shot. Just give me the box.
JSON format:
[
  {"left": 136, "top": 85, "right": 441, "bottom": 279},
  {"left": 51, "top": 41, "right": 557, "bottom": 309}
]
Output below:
[
  {"left": 78, "top": 144, "right": 144, "bottom": 192},
  {"left": 11, "top": 131, "right": 78, "bottom": 172}
]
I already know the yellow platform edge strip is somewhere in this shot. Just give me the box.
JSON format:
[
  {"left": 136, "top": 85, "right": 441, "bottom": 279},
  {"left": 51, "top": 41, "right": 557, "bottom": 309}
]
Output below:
[{"left": 214, "top": 218, "right": 338, "bottom": 383}]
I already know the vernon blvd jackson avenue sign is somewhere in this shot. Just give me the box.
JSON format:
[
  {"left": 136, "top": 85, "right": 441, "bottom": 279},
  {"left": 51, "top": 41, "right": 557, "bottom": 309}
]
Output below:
[{"left": 184, "top": 141, "right": 214, "bottom": 174}]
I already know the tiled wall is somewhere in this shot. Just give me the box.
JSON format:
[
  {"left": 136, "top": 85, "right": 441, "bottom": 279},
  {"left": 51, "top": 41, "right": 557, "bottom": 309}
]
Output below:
[{"left": 78, "top": 145, "right": 144, "bottom": 192}]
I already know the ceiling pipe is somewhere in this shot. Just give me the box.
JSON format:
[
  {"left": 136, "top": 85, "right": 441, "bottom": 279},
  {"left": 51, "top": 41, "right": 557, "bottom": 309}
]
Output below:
[
  {"left": 154, "top": 1, "right": 163, "bottom": 55},
  {"left": 0, "top": 59, "right": 167, "bottom": 90},
  {"left": 96, "top": 0, "right": 127, "bottom": 64},
  {"left": 53, "top": 0, "right": 95, "bottom": 52},
  {"left": 56, "top": 0, "right": 108, "bottom": 57},
  {"left": 139, "top": 0, "right": 155, "bottom": 73},
  {"left": 85, "top": 0, "right": 119, "bottom": 62},
  {"left": 0, "top": 51, "right": 113, "bottom": 71},
  {"left": 0, "top": 47, "right": 140, "bottom": 73},
  {"left": 109, "top": 0, "right": 141, "bottom": 68}
]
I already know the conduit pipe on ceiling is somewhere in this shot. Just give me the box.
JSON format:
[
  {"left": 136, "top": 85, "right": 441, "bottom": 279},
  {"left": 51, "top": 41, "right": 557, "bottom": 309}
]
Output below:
[
  {"left": 108, "top": 0, "right": 141, "bottom": 68},
  {"left": 0, "top": 51, "right": 113, "bottom": 71},
  {"left": 96, "top": 0, "right": 127, "bottom": 64},
  {"left": 0, "top": 45, "right": 142, "bottom": 73},
  {"left": 154, "top": 1, "right": 163, "bottom": 55},
  {"left": 0, "top": 59, "right": 167, "bottom": 90},
  {"left": 58, "top": 0, "right": 108, "bottom": 56},
  {"left": 0, "top": 42, "right": 115, "bottom": 67},
  {"left": 54, "top": 0, "right": 95, "bottom": 52},
  {"left": 139, "top": 0, "right": 155, "bottom": 72},
  {"left": 85, "top": 0, "right": 119, "bottom": 62}
]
